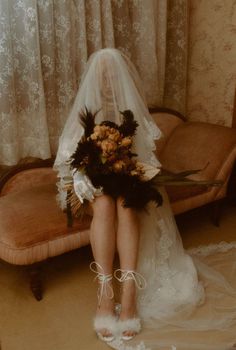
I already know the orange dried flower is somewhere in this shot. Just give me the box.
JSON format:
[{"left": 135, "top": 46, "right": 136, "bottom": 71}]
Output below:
[
  {"left": 90, "top": 132, "right": 99, "bottom": 140},
  {"left": 94, "top": 125, "right": 101, "bottom": 133},
  {"left": 130, "top": 162, "right": 144, "bottom": 176},
  {"left": 108, "top": 130, "right": 121, "bottom": 142},
  {"left": 101, "top": 139, "right": 117, "bottom": 154},
  {"left": 120, "top": 136, "right": 132, "bottom": 147},
  {"left": 113, "top": 160, "right": 126, "bottom": 172},
  {"left": 93, "top": 125, "right": 108, "bottom": 139}
]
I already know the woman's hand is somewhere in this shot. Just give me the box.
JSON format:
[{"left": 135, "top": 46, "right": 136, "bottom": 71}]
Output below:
[{"left": 72, "top": 170, "right": 102, "bottom": 203}]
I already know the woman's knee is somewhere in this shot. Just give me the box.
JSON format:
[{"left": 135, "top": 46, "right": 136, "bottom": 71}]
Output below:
[
  {"left": 116, "top": 197, "right": 138, "bottom": 221},
  {"left": 91, "top": 195, "right": 116, "bottom": 217}
]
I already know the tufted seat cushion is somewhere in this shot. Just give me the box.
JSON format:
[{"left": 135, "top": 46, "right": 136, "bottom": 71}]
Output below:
[{"left": 0, "top": 183, "right": 91, "bottom": 265}]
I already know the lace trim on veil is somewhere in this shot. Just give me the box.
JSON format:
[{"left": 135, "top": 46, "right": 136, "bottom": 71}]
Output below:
[
  {"left": 142, "top": 119, "right": 162, "bottom": 167},
  {"left": 188, "top": 241, "right": 236, "bottom": 257}
]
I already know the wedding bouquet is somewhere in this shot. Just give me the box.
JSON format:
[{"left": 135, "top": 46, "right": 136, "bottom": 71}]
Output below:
[
  {"left": 68, "top": 109, "right": 163, "bottom": 212},
  {"left": 65, "top": 109, "right": 222, "bottom": 219}
]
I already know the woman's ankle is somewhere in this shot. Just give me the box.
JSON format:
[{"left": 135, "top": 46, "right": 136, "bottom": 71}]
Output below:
[
  {"left": 120, "top": 281, "right": 137, "bottom": 319},
  {"left": 96, "top": 292, "right": 115, "bottom": 316}
]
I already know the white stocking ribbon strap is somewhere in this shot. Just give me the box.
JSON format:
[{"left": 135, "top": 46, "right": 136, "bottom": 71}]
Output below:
[
  {"left": 114, "top": 269, "right": 147, "bottom": 290},
  {"left": 90, "top": 261, "right": 114, "bottom": 306}
]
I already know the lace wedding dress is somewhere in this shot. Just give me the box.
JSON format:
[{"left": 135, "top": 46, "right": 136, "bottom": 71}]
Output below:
[
  {"left": 121, "top": 191, "right": 236, "bottom": 350},
  {"left": 54, "top": 49, "right": 236, "bottom": 350}
]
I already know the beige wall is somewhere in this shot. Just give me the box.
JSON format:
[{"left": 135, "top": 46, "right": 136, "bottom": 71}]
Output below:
[{"left": 187, "top": 0, "right": 236, "bottom": 126}]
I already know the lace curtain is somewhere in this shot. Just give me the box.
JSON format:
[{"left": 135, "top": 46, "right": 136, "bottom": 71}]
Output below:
[{"left": 0, "top": 0, "right": 188, "bottom": 166}]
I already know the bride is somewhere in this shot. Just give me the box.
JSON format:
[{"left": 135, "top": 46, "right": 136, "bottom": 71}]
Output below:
[{"left": 54, "top": 48, "right": 236, "bottom": 350}]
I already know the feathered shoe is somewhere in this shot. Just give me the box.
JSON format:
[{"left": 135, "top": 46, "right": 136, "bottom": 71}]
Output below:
[
  {"left": 114, "top": 269, "right": 146, "bottom": 340},
  {"left": 93, "top": 315, "right": 117, "bottom": 342},
  {"left": 117, "top": 318, "right": 141, "bottom": 341},
  {"left": 90, "top": 262, "right": 117, "bottom": 342}
]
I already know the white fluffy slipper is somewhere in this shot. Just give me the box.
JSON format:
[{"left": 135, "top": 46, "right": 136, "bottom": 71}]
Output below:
[
  {"left": 117, "top": 318, "right": 141, "bottom": 340},
  {"left": 94, "top": 315, "right": 117, "bottom": 342}
]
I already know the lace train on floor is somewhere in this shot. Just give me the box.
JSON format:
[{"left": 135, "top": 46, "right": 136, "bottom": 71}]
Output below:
[{"left": 107, "top": 189, "right": 236, "bottom": 350}]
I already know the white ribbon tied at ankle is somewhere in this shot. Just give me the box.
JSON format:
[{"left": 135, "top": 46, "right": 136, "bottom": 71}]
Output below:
[
  {"left": 90, "top": 262, "right": 114, "bottom": 306},
  {"left": 114, "top": 269, "right": 147, "bottom": 290}
]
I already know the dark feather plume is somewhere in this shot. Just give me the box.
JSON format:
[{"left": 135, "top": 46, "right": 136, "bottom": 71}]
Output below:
[
  {"left": 70, "top": 139, "right": 98, "bottom": 170},
  {"left": 79, "top": 107, "right": 96, "bottom": 138},
  {"left": 119, "top": 110, "right": 138, "bottom": 137},
  {"left": 100, "top": 120, "right": 119, "bottom": 130},
  {"left": 90, "top": 173, "right": 163, "bottom": 210}
]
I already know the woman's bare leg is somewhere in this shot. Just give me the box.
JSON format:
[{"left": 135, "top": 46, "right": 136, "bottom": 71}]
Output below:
[
  {"left": 116, "top": 197, "right": 140, "bottom": 336},
  {"left": 90, "top": 195, "right": 116, "bottom": 336}
]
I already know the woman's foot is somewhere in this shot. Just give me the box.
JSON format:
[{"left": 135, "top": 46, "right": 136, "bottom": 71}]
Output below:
[
  {"left": 114, "top": 270, "right": 146, "bottom": 340},
  {"left": 94, "top": 280, "right": 116, "bottom": 341},
  {"left": 119, "top": 279, "right": 140, "bottom": 340},
  {"left": 90, "top": 262, "right": 116, "bottom": 342}
]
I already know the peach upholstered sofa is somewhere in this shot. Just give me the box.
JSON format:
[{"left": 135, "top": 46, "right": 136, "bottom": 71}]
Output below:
[
  {"left": 0, "top": 159, "right": 91, "bottom": 300},
  {"left": 151, "top": 108, "right": 236, "bottom": 223},
  {"left": 0, "top": 108, "right": 236, "bottom": 300}
]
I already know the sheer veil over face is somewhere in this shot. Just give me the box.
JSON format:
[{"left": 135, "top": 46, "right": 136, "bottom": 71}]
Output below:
[{"left": 54, "top": 48, "right": 162, "bottom": 177}]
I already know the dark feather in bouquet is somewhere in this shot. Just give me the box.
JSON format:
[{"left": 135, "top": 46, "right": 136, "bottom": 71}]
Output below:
[
  {"left": 70, "top": 109, "right": 100, "bottom": 171},
  {"left": 80, "top": 107, "right": 96, "bottom": 138},
  {"left": 69, "top": 108, "right": 163, "bottom": 211},
  {"left": 118, "top": 110, "right": 139, "bottom": 137},
  {"left": 70, "top": 138, "right": 100, "bottom": 172},
  {"left": 91, "top": 173, "right": 163, "bottom": 209}
]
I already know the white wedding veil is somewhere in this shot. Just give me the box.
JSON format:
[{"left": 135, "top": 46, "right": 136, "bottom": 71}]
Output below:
[
  {"left": 54, "top": 48, "right": 162, "bottom": 181},
  {"left": 54, "top": 48, "right": 236, "bottom": 350}
]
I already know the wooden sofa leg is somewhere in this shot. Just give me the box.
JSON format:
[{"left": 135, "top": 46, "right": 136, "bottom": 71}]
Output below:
[
  {"left": 28, "top": 265, "right": 43, "bottom": 301},
  {"left": 211, "top": 200, "right": 223, "bottom": 227}
]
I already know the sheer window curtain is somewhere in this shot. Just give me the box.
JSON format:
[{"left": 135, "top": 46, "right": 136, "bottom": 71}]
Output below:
[{"left": 0, "top": 0, "right": 188, "bottom": 166}]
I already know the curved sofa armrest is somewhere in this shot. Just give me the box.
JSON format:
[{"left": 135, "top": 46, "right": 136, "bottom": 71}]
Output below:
[
  {"left": 149, "top": 107, "right": 186, "bottom": 156},
  {"left": 159, "top": 121, "right": 236, "bottom": 182},
  {"left": 149, "top": 107, "right": 186, "bottom": 121},
  {"left": 0, "top": 158, "right": 55, "bottom": 196}
]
